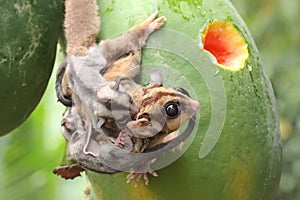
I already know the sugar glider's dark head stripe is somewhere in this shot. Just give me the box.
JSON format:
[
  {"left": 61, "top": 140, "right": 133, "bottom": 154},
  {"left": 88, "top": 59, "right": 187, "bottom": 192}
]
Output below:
[
  {"left": 140, "top": 91, "right": 185, "bottom": 108},
  {"left": 176, "top": 87, "right": 190, "bottom": 97}
]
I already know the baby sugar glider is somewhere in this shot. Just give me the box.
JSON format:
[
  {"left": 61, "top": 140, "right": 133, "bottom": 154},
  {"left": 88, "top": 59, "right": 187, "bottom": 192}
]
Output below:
[
  {"left": 112, "top": 69, "right": 199, "bottom": 186},
  {"left": 115, "top": 69, "right": 200, "bottom": 153}
]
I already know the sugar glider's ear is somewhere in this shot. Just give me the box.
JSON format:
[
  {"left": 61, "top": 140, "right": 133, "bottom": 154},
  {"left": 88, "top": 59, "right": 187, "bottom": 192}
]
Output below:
[
  {"left": 176, "top": 87, "right": 190, "bottom": 97},
  {"left": 149, "top": 68, "right": 163, "bottom": 86},
  {"left": 113, "top": 76, "right": 122, "bottom": 91}
]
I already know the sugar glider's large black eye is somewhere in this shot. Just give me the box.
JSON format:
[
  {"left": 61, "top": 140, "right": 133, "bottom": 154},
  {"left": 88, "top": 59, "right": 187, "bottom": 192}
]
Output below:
[{"left": 165, "top": 102, "right": 181, "bottom": 118}]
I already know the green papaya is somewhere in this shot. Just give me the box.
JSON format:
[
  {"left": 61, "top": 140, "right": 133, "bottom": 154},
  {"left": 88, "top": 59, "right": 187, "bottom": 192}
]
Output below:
[
  {"left": 0, "top": 0, "right": 64, "bottom": 136},
  {"left": 84, "top": 0, "right": 282, "bottom": 200}
]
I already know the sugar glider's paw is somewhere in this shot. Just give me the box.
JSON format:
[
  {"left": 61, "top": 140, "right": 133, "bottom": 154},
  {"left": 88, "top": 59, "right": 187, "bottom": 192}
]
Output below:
[
  {"left": 115, "top": 130, "right": 133, "bottom": 151},
  {"left": 126, "top": 158, "right": 158, "bottom": 187},
  {"left": 126, "top": 171, "right": 158, "bottom": 187},
  {"left": 140, "top": 10, "right": 166, "bottom": 30},
  {"left": 149, "top": 15, "right": 166, "bottom": 30}
]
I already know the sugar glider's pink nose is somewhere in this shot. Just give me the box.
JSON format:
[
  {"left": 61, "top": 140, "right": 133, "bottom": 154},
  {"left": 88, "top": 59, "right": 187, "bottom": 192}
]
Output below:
[{"left": 191, "top": 100, "right": 200, "bottom": 111}]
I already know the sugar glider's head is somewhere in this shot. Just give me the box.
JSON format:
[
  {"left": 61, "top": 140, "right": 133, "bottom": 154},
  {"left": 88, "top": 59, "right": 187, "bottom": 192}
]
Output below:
[
  {"left": 163, "top": 87, "right": 199, "bottom": 132},
  {"left": 136, "top": 86, "right": 200, "bottom": 133}
]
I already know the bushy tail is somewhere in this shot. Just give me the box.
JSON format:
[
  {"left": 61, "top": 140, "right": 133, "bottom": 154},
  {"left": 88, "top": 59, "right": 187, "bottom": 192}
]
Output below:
[{"left": 64, "top": 0, "right": 100, "bottom": 56}]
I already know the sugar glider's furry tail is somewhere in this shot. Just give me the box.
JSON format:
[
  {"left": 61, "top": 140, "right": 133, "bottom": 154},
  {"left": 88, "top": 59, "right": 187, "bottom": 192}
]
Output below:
[
  {"left": 56, "top": 0, "right": 100, "bottom": 106},
  {"left": 64, "top": 0, "right": 100, "bottom": 56}
]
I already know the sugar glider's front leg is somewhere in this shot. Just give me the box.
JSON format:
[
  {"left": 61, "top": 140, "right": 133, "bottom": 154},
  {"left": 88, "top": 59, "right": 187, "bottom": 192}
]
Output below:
[
  {"left": 96, "top": 11, "right": 166, "bottom": 75},
  {"left": 55, "top": 11, "right": 165, "bottom": 106}
]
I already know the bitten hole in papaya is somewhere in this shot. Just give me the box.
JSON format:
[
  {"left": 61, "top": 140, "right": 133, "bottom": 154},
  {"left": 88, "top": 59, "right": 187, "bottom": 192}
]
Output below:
[{"left": 200, "top": 21, "right": 249, "bottom": 71}]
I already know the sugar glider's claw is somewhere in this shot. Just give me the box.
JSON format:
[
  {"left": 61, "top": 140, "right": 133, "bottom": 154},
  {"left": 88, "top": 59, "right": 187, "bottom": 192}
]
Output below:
[
  {"left": 126, "top": 171, "right": 158, "bottom": 187},
  {"left": 150, "top": 16, "right": 166, "bottom": 30},
  {"left": 141, "top": 10, "right": 159, "bottom": 27}
]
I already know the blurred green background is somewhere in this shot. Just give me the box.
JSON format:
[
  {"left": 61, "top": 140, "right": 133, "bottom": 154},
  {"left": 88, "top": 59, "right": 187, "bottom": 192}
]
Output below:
[{"left": 0, "top": 0, "right": 299, "bottom": 199}]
